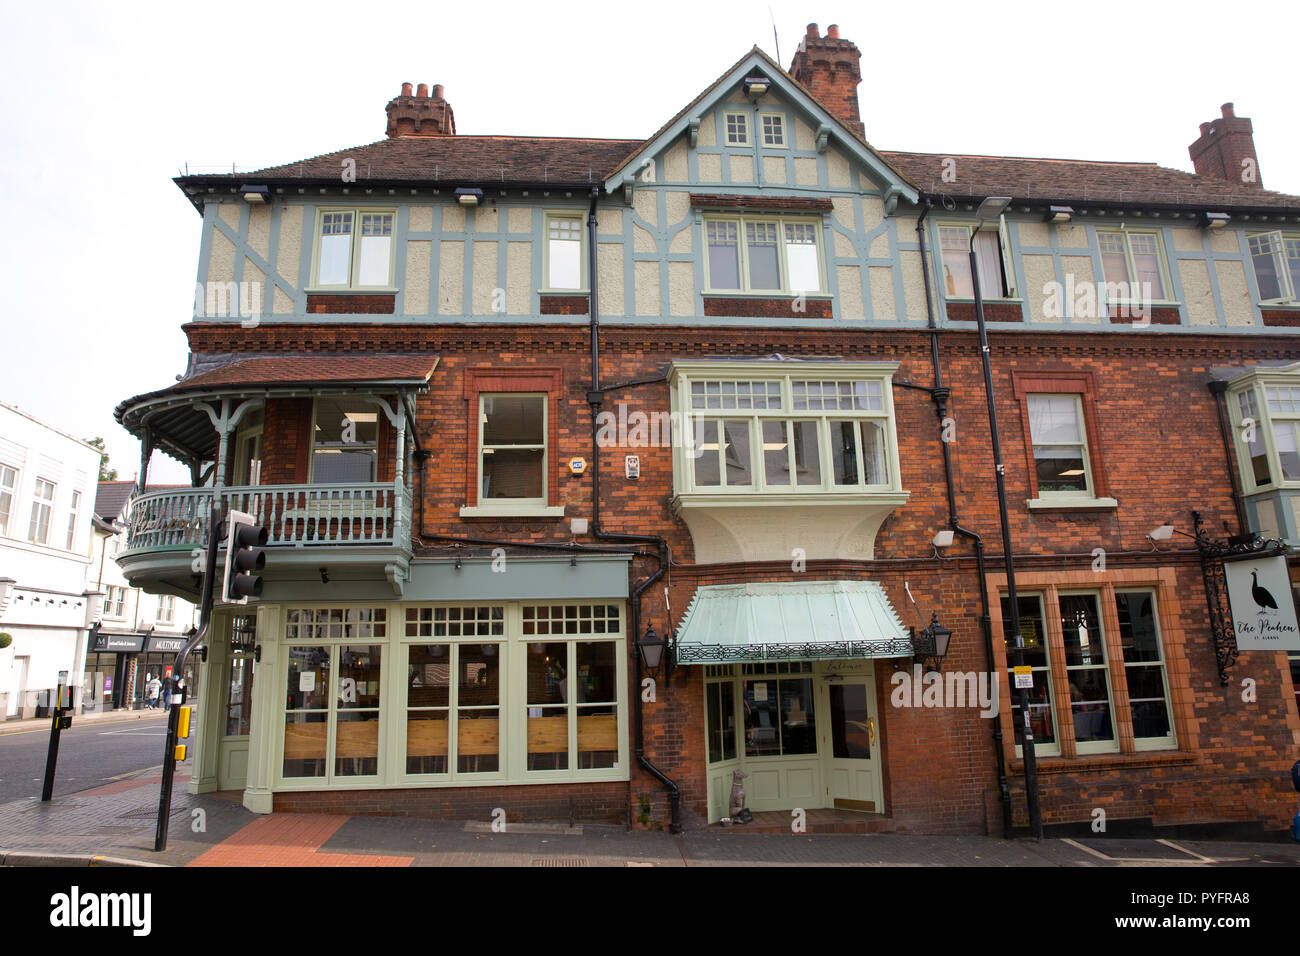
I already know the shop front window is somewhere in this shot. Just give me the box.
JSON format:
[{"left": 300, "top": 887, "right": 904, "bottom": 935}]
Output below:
[{"left": 742, "top": 672, "right": 816, "bottom": 757}]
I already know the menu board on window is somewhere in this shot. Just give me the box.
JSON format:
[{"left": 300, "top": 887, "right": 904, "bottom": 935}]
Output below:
[{"left": 1225, "top": 554, "right": 1300, "bottom": 650}]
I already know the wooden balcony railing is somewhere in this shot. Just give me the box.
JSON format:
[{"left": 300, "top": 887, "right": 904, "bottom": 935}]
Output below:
[{"left": 124, "top": 483, "right": 412, "bottom": 553}]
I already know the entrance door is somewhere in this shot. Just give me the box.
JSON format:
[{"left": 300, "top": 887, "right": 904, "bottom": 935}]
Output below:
[
  {"left": 820, "top": 674, "right": 881, "bottom": 812},
  {"left": 6, "top": 657, "right": 28, "bottom": 717}
]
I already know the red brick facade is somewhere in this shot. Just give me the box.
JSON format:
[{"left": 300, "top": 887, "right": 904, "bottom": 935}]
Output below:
[{"left": 187, "top": 318, "right": 1300, "bottom": 834}]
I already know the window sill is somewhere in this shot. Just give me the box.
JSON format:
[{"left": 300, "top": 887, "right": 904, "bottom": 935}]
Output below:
[
  {"left": 1026, "top": 496, "right": 1118, "bottom": 512},
  {"left": 538, "top": 288, "right": 589, "bottom": 296},
  {"left": 702, "top": 290, "right": 832, "bottom": 299},
  {"left": 304, "top": 287, "right": 399, "bottom": 295},
  {"left": 1011, "top": 749, "right": 1193, "bottom": 775},
  {"left": 943, "top": 296, "right": 1022, "bottom": 305},
  {"left": 674, "top": 491, "right": 908, "bottom": 510},
  {"left": 459, "top": 505, "right": 566, "bottom": 519}
]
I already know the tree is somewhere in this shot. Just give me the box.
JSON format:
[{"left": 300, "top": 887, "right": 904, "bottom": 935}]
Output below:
[{"left": 86, "top": 437, "right": 118, "bottom": 481}]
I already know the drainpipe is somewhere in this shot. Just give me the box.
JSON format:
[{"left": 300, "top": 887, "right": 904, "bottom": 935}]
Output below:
[
  {"left": 1208, "top": 380, "right": 1249, "bottom": 535},
  {"left": 585, "top": 186, "right": 681, "bottom": 832},
  {"left": 915, "top": 199, "right": 1012, "bottom": 836}
]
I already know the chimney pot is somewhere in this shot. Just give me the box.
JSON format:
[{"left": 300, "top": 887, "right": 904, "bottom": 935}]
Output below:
[
  {"left": 827, "top": 24, "right": 840, "bottom": 38},
  {"left": 790, "top": 24, "right": 863, "bottom": 138},
  {"left": 806, "top": 23, "right": 819, "bottom": 37},
  {"left": 1199, "top": 122, "right": 1211, "bottom": 136},
  {"left": 416, "top": 83, "right": 429, "bottom": 98},
  {"left": 432, "top": 84, "right": 444, "bottom": 99},
  {"left": 401, "top": 82, "right": 413, "bottom": 97},
  {"left": 1221, "top": 102, "right": 1235, "bottom": 118}
]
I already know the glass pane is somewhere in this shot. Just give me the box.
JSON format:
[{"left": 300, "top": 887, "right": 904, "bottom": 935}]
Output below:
[
  {"left": 1128, "top": 234, "right": 1164, "bottom": 298},
  {"left": 1028, "top": 396, "right": 1083, "bottom": 444},
  {"left": 548, "top": 234, "right": 579, "bottom": 290},
  {"left": 283, "top": 712, "right": 328, "bottom": 777},
  {"left": 338, "top": 645, "right": 382, "bottom": 709},
  {"left": 313, "top": 449, "right": 376, "bottom": 483},
  {"left": 285, "top": 646, "right": 330, "bottom": 710},
  {"left": 1060, "top": 595, "right": 1105, "bottom": 666},
  {"left": 407, "top": 645, "right": 451, "bottom": 707},
  {"left": 319, "top": 233, "right": 352, "bottom": 285},
  {"left": 1098, "top": 233, "right": 1131, "bottom": 285},
  {"left": 576, "top": 642, "right": 616, "bottom": 702},
  {"left": 1115, "top": 592, "right": 1161, "bottom": 663},
  {"left": 1069, "top": 669, "right": 1113, "bottom": 743},
  {"left": 1126, "top": 665, "right": 1171, "bottom": 739},
  {"left": 780, "top": 679, "right": 817, "bottom": 755},
  {"left": 743, "top": 679, "right": 781, "bottom": 756},
  {"left": 358, "top": 235, "right": 391, "bottom": 286},
  {"left": 830, "top": 420, "right": 860, "bottom": 485},
  {"left": 973, "top": 231, "right": 1004, "bottom": 297},
  {"left": 225, "top": 654, "right": 254, "bottom": 737},
  {"left": 1008, "top": 670, "right": 1055, "bottom": 747},
  {"left": 1035, "top": 448, "right": 1087, "bottom": 492},
  {"left": 458, "top": 644, "right": 500, "bottom": 707},
  {"left": 861, "top": 421, "right": 887, "bottom": 485},
  {"left": 722, "top": 420, "right": 752, "bottom": 486},
  {"left": 1250, "top": 235, "right": 1284, "bottom": 300},
  {"left": 577, "top": 705, "right": 618, "bottom": 769},
  {"left": 406, "top": 710, "right": 449, "bottom": 774},
  {"left": 746, "top": 222, "right": 781, "bottom": 289},
  {"left": 335, "top": 710, "right": 380, "bottom": 776},
  {"left": 762, "top": 420, "right": 791, "bottom": 486},
  {"left": 940, "top": 227, "right": 974, "bottom": 298},
  {"left": 1273, "top": 422, "right": 1300, "bottom": 480},
  {"left": 693, "top": 419, "right": 721, "bottom": 487},
  {"left": 528, "top": 706, "right": 568, "bottom": 770},
  {"left": 457, "top": 710, "right": 499, "bottom": 773},
  {"left": 482, "top": 395, "right": 543, "bottom": 445},
  {"left": 785, "top": 224, "right": 820, "bottom": 292},
  {"left": 792, "top": 420, "right": 821, "bottom": 485},
  {"left": 528, "top": 642, "right": 569, "bottom": 704},
  {"left": 1001, "top": 594, "right": 1048, "bottom": 667},
  {"left": 707, "top": 221, "right": 740, "bottom": 289},
  {"left": 481, "top": 448, "right": 544, "bottom": 500},
  {"left": 830, "top": 684, "right": 871, "bottom": 759},
  {"left": 707, "top": 682, "right": 736, "bottom": 763}
]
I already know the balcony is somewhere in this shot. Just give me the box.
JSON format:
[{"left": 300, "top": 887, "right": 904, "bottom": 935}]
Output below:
[
  {"left": 113, "top": 352, "right": 438, "bottom": 600},
  {"left": 119, "top": 483, "right": 414, "bottom": 600}
]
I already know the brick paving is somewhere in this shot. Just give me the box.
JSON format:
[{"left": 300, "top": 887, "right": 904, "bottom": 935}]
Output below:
[{"left": 2, "top": 778, "right": 1298, "bottom": 867}]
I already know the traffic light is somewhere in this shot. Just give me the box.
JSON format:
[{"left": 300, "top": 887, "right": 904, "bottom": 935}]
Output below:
[{"left": 222, "top": 510, "right": 267, "bottom": 604}]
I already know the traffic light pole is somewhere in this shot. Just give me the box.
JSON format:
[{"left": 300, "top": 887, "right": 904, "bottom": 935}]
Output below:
[{"left": 154, "top": 502, "right": 222, "bottom": 853}]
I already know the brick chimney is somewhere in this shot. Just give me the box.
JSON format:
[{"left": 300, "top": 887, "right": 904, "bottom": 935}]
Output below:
[
  {"left": 1189, "top": 102, "right": 1261, "bottom": 189},
  {"left": 788, "top": 23, "right": 864, "bottom": 139},
  {"left": 385, "top": 82, "right": 456, "bottom": 138}
]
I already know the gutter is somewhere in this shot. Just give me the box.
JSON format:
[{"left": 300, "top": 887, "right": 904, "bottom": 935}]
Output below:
[{"left": 915, "top": 199, "right": 1013, "bottom": 836}]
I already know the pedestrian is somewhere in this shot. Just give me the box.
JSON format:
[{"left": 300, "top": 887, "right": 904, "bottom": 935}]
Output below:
[
  {"left": 159, "top": 673, "right": 173, "bottom": 713},
  {"left": 146, "top": 673, "right": 161, "bottom": 710}
]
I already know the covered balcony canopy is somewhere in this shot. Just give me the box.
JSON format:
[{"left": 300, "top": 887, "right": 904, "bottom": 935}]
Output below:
[{"left": 115, "top": 353, "right": 439, "bottom": 472}]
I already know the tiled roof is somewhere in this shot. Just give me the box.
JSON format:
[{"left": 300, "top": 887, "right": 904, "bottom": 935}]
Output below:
[
  {"left": 174, "top": 353, "right": 439, "bottom": 390},
  {"left": 193, "top": 137, "right": 643, "bottom": 187},
  {"left": 881, "top": 151, "right": 1300, "bottom": 210},
  {"left": 94, "top": 480, "right": 187, "bottom": 522}
]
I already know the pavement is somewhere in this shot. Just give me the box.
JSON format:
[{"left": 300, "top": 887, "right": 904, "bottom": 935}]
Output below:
[
  {"left": 0, "top": 705, "right": 175, "bottom": 736},
  {"left": 3, "top": 760, "right": 1300, "bottom": 867}
]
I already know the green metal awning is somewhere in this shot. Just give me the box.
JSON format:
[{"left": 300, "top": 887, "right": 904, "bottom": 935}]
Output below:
[{"left": 674, "top": 581, "right": 914, "bottom": 664}]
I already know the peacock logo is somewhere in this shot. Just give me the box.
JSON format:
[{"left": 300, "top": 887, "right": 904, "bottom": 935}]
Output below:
[{"left": 1250, "top": 569, "right": 1279, "bottom": 614}]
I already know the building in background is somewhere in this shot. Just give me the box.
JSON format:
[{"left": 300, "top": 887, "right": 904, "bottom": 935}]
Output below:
[
  {"left": 110, "top": 23, "right": 1300, "bottom": 834},
  {"left": 84, "top": 480, "right": 201, "bottom": 711},
  {"left": 0, "top": 403, "right": 101, "bottom": 718}
]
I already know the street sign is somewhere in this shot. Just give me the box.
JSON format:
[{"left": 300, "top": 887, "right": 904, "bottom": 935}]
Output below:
[{"left": 1225, "top": 554, "right": 1300, "bottom": 651}]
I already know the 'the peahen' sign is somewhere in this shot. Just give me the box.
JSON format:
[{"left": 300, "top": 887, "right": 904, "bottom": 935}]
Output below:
[{"left": 1224, "top": 555, "right": 1300, "bottom": 650}]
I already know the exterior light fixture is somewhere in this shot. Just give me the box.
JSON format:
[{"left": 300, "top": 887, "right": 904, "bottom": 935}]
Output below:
[
  {"left": 932, "top": 530, "right": 955, "bottom": 547},
  {"left": 743, "top": 75, "right": 770, "bottom": 98},
  {"left": 912, "top": 612, "right": 953, "bottom": 672},
  {"left": 455, "top": 187, "right": 483, "bottom": 207},
  {"left": 974, "top": 196, "right": 1012, "bottom": 230},
  {"left": 1044, "top": 205, "right": 1073, "bottom": 223},
  {"left": 240, "top": 185, "right": 270, "bottom": 204},
  {"left": 1148, "top": 524, "right": 1175, "bottom": 541},
  {"left": 635, "top": 623, "right": 674, "bottom": 678},
  {"left": 1200, "top": 211, "right": 1230, "bottom": 230}
]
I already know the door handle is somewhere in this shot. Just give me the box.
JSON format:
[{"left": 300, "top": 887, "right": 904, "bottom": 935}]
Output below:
[{"left": 867, "top": 717, "right": 876, "bottom": 745}]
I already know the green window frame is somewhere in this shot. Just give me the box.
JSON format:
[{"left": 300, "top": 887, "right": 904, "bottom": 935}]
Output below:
[
  {"left": 543, "top": 211, "right": 586, "bottom": 292},
  {"left": 702, "top": 214, "right": 825, "bottom": 294},
  {"left": 1096, "top": 228, "right": 1170, "bottom": 302},
  {"left": 310, "top": 207, "right": 396, "bottom": 290},
  {"left": 1026, "top": 394, "right": 1095, "bottom": 498},
  {"left": 937, "top": 220, "right": 1017, "bottom": 299},
  {"left": 1246, "top": 231, "right": 1300, "bottom": 304}
]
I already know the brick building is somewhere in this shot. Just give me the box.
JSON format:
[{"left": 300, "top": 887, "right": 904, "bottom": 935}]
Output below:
[{"left": 114, "top": 23, "right": 1300, "bottom": 834}]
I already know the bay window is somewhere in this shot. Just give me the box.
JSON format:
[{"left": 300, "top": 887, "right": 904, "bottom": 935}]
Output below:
[
  {"left": 704, "top": 215, "right": 825, "bottom": 294},
  {"left": 313, "top": 208, "right": 396, "bottom": 289},
  {"left": 678, "top": 373, "right": 896, "bottom": 495}
]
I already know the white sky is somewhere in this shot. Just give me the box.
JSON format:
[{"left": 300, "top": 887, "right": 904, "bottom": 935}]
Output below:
[{"left": 1, "top": 0, "right": 1294, "bottom": 486}]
